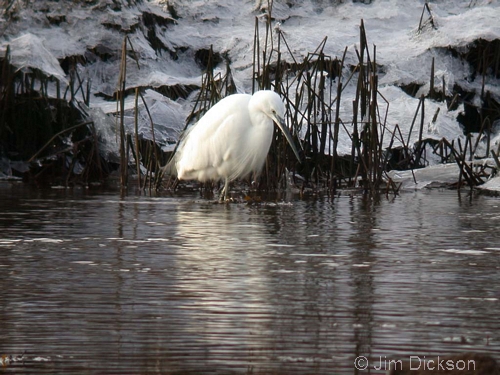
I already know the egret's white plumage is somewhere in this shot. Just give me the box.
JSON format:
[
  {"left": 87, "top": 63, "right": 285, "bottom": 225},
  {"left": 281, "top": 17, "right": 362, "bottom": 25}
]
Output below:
[{"left": 173, "top": 90, "right": 300, "bottom": 200}]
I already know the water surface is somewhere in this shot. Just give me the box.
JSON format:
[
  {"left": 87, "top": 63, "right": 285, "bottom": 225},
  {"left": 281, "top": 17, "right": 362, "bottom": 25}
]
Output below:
[{"left": 1, "top": 183, "right": 499, "bottom": 374}]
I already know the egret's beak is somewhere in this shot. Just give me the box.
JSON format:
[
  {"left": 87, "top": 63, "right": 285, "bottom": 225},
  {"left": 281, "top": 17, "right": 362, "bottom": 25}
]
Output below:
[{"left": 274, "top": 116, "right": 301, "bottom": 162}]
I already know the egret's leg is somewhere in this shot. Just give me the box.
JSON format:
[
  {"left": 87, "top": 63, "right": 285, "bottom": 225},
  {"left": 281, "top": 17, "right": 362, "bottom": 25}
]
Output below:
[{"left": 220, "top": 178, "right": 230, "bottom": 201}]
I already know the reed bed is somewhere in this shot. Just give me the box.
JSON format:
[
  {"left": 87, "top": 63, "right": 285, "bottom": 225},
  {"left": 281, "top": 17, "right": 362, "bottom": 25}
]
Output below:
[
  {"left": 1, "top": 1, "right": 499, "bottom": 196},
  {"left": 156, "top": 4, "right": 498, "bottom": 198},
  {"left": 246, "top": 12, "right": 411, "bottom": 196},
  {"left": 0, "top": 46, "right": 107, "bottom": 186}
]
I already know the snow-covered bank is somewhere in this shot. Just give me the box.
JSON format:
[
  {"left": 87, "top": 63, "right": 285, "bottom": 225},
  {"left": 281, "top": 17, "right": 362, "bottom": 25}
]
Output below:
[
  {"left": 387, "top": 159, "right": 500, "bottom": 192},
  {"left": 477, "top": 176, "right": 500, "bottom": 193},
  {"left": 1, "top": 0, "right": 500, "bottom": 191}
]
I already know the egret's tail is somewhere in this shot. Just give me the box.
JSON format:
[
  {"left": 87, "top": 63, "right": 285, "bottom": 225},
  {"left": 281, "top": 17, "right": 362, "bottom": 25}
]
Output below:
[
  {"left": 161, "top": 125, "right": 193, "bottom": 178},
  {"left": 161, "top": 156, "right": 177, "bottom": 177}
]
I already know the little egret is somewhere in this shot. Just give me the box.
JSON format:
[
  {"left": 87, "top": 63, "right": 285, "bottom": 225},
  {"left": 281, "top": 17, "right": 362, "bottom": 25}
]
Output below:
[{"left": 172, "top": 90, "right": 301, "bottom": 200}]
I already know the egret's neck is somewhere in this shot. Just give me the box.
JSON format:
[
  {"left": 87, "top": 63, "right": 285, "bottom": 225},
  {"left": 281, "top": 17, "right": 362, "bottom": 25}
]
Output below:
[
  {"left": 247, "top": 100, "right": 275, "bottom": 157},
  {"left": 245, "top": 110, "right": 274, "bottom": 174},
  {"left": 249, "top": 110, "right": 274, "bottom": 139}
]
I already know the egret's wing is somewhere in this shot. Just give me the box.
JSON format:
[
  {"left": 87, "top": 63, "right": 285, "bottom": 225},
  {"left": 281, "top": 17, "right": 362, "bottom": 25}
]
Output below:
[
  {"left": 176, "top": 94, "right": 251, "bottom": 181},
  {"left": 209, "top": 112, "right": 253, "bottom": 181}
]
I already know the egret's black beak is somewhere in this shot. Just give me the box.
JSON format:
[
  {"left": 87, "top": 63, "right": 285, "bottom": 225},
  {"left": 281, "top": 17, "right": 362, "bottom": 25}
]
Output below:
[{"left": 274, "top": 116, "right": 301, "bottom": 162}]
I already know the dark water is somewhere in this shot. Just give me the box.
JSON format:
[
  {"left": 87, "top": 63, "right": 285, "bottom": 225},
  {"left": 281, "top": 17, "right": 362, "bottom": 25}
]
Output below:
[{"left": 1, "top": 182, "right": 499, "bottom": 374}]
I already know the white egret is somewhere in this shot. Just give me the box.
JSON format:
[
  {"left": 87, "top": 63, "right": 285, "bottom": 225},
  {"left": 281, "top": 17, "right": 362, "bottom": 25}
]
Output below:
[{"left": 172, "top": 90, "right": 301, "bottom": 200}]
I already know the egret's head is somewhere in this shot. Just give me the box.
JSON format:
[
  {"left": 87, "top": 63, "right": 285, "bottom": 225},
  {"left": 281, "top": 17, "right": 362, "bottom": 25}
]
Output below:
[
  {"left": 251, "top": 90, "right": 300, "bottom": 163},
  {"left": 252, "top": 90, "right": 286, "bottom": 125}
]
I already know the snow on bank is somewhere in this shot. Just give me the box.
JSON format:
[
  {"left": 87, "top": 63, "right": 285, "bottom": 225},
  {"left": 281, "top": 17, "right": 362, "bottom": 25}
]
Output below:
[
  {"left": 477, "top": 176, "right": 500, "bottom": 193},
  {"left": 387, "top": 163, "right": 461, "bottom": 190},
  {"left": 387, "top": 158, "right": 500, "bottom": 191},
  {"left": 1, "top": 0, "right": 500, "bottom": 189}
]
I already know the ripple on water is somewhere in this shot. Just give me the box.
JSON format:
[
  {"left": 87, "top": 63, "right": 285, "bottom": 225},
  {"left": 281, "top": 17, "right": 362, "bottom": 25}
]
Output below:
[{"left": 0, "top": 188, "right": 499, "bottom": 374}]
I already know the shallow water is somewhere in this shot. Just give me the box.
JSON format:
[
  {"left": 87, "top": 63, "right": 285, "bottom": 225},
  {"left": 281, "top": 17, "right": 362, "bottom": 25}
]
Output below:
[{"left": 1, "top": 183, "right": 499, "bottom": 374}]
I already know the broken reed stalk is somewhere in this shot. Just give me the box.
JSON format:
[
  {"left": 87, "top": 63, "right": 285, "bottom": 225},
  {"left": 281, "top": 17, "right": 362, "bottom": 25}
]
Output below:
[
  {"left": 430, "top": 57, "right": 435, "bottom": 98},
  {"left": 114, "top": 35, "right": 145, "bottom": 190},
  {"left": 134, "top": 87, "right": 141, "bottom": 190},
  {"left": 418, "top": 2, "right": 435, "bottom": 32},
  {"left": 28, "top": 121, "right": 94, "bottom": 163},
  {"left": 438, "top": 137, "right": 484, "bottom": 188},
  {"left": 414, "top": 94, "right": 426, "bottom": 166},
  {"left": 330, "top": 46, "right": 348, "bottom": 191},
  {"left": 138, "top": 90, "right": 161, "bottom": 191},
  {"left": 118, "top": 36, "right": 128, "bottom": 188},
  {"left": 385, "top": 124, "right": 417, "bottom": 184},
  {"left": 471, "top": 117, "right": 490, "bottom": 158}
]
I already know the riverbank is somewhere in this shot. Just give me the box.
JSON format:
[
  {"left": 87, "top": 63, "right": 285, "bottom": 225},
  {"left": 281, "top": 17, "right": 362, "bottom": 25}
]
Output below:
[{"left": 1, "top": 1, "right": 499, "bottom": 195}]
